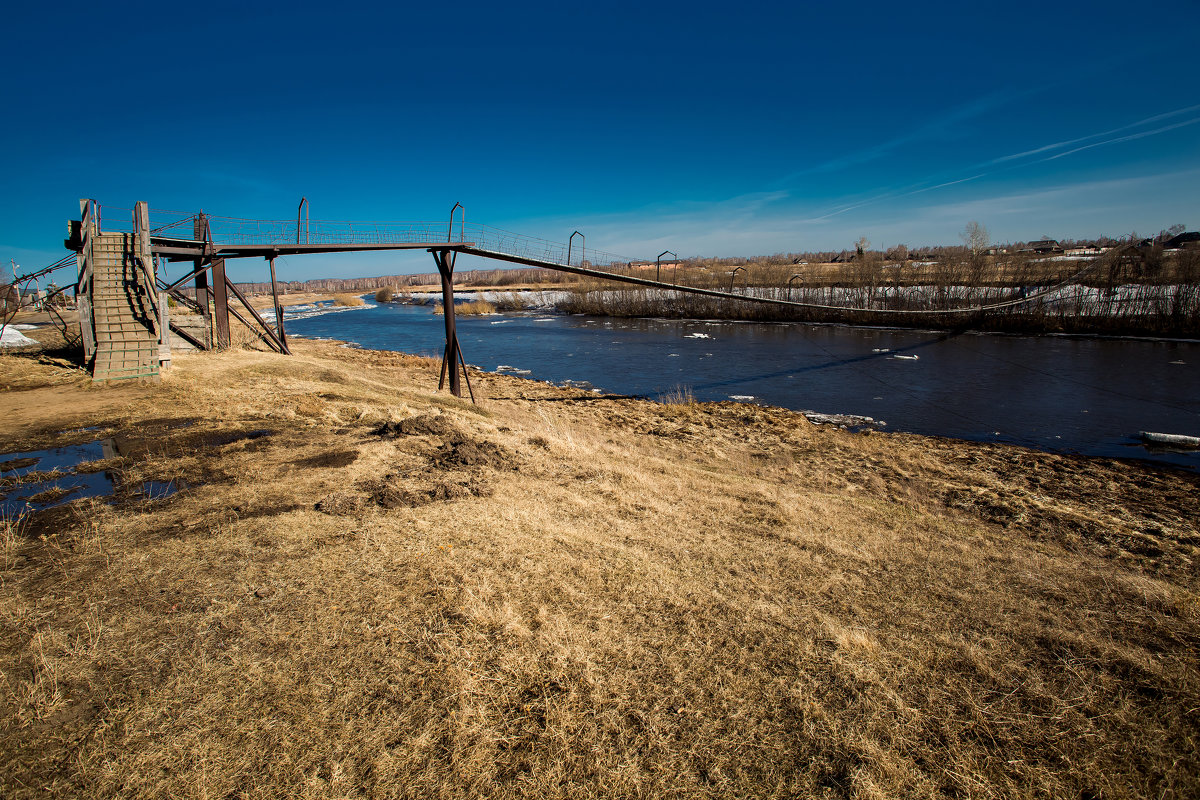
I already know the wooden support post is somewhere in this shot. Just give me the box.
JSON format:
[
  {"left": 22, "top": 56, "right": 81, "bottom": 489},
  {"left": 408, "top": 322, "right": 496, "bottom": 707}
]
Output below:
[
  {"left": 211, "top": 258, "right": 231, "bottom": 349},
  {"left": 193, "top": 213, "right": 212, "bottom": 349},
  {"left": 434, "top": 249, "right": 462, "bottom": 398},
  {"left": 158, "top": 290, "right": 172, "bottom": 369},
  {"left": 268, "top": 256, "right": 288, "bottom": 351},
  {"left": 134, "top": 202, "right": 159, "bottom": 332},
  {"left": 77, "top": 199, "right": 96, "bottom": 361}
]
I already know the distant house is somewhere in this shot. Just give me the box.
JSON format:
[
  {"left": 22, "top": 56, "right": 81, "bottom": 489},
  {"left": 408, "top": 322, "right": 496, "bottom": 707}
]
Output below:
[
  {"left": 1064, "top": 245, "right": 1101, "bottom": 256},
  {"left": 1024, "top": 239, "right": 1061, "bottom": 254},
  {"left": 1164, "top": 231, "right": 1200, "bottom": 250}
]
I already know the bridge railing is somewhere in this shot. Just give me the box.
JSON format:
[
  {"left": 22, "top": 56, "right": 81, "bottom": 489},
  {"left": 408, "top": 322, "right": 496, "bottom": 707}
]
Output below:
[
  {"left": 145, "top": 210, "right": 641, "bottom": 272},
  {"left": 468, "top": 224, "right": 637, "bottom": 272},
  {"left": 200, "top": 216, "right": 458, "bottom": 247},
  {"left": 98, "top": 204, "right": 642, "bottom": 273}
]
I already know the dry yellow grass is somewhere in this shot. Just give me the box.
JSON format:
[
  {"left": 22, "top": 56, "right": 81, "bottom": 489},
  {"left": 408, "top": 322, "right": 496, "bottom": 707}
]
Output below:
[
  {"left": 0, "top": 340, "right": 1197, "bottom": 798},
  {"left": 333, "top": 294, "right": 366, "bottom": 307},
  {"left": 434, "top": 300, "right": 497, "bottom": 316}
]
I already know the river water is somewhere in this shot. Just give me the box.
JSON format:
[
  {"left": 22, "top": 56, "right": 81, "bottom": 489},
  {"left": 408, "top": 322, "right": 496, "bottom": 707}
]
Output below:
[{"left": 281, "top": 299, "right": 1200, "bottom": 471}]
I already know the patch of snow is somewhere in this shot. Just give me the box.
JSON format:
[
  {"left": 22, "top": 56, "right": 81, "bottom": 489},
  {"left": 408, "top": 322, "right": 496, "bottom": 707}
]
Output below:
[{"left": 1, "top": 327, "right": 37, "bottom": 347}]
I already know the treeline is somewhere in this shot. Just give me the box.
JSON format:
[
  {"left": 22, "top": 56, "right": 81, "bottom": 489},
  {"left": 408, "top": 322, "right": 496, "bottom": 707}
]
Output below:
[{"left": 558, "top": 248, "right": 1200, "bottom": 337}]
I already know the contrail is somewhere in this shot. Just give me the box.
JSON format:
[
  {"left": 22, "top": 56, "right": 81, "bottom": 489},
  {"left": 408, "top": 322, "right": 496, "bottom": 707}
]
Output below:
[
  {"left": 802, "top": 104, "right": 1200, "bottom": 220},
  {"left": 990, "top": 103, "right": 1200, "bottom": 164},
  {"left": 1037, "top": 116, "right": 1200, "bottom": 162}
]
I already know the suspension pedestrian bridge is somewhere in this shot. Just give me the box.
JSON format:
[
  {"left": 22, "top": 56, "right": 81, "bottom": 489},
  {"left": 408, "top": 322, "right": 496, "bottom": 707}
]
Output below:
[{"left": 65, "top": 200, "right": 1120, "bottom": 393}]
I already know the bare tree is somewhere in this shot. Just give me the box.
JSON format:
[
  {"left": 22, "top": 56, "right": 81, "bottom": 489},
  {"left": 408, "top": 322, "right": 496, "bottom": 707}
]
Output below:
[{"left": 961, "top": 221, "right": 990, "bottom": 257}]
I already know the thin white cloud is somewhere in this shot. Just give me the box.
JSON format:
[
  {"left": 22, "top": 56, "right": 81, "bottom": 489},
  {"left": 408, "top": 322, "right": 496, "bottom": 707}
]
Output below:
[
  {"left": 527, "top": 167, "right": 1200, "bottom": 258},
  {"left": 990, "top": 103, "right": 1200, "bottom": 164},
  {"left": 791, "top": 103, "right": 1200, "bottom": 224},
  {"left": 774, "top": 89, "right": 1022, "bottom": 184},
  {"left": 1036, "top": 116, "right": 1200, "bottom": 162}
]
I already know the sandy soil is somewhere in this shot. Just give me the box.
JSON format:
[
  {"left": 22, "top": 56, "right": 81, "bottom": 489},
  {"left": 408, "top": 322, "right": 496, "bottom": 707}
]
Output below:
[
  {"left": 1, "top": 335, "right": 1197, "bottom": 799},
  {"left": 244, "top": 292, "right": 338, "bottom": 310}
]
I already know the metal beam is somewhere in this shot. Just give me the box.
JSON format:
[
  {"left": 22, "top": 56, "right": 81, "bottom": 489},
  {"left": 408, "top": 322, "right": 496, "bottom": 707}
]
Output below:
[
  {"left": 151, "top": 239, "right": 477, "bottom": 261},
  {"left": 268, "top": 256, "right": 287, "bottom": 351},
  {"left": 224, "top": 276, "right": 289, "bottom": 355},
  {"left": 210, "top": 258, "right": 231, "bottom": 349},
  {"left": 433, "top": 249, "right": 464, "bottom": 399}
]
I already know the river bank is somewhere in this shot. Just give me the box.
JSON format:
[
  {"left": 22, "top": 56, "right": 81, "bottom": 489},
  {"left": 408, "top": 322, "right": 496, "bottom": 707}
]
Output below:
[
  {"left": 291, "top": 299, "right": 1200, "bottom": 470},
  {"left": 1, "top": 338, "right": 1198, "bottom": 798},
  {"left": 385, "top": 278, "right": 1200, "bottom": 337}
]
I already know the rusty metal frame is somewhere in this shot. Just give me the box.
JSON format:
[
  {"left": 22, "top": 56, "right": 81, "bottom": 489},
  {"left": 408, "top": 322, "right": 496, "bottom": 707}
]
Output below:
[
  {"left": 210, "top": 258, "right": 232, "bottom": 349},
  {"left": 567, "top": 230, "right": 584, "bottom": 268},
  {"left": 432, "top": 248, "right": 474, "bottom": 402},
  {"left": 729, "top": 266, "right": 747, "bottom": 293},
  {"left": 223, "top": 275, "right": 289, "bottom": 354},
  {"left": 449, "top": 202, "right": 464, "bottom": 244},
  {"left": 656, "top": 250, "right": 676, "bottom": 283},
  {"left": 267, "top": 256, "right": 287, "bottom": 351},
  {"left": 297, "top": 198, "right": 308, "bottom": 244}
]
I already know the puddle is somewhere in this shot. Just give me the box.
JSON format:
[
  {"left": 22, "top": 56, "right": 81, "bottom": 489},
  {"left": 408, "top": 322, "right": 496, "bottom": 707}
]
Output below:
[
  {"left": 1, "top": 440, "right": 115, "bottom": 516},
  {"left": 1, "top": 425, "right": 271, "bottom": 517}
]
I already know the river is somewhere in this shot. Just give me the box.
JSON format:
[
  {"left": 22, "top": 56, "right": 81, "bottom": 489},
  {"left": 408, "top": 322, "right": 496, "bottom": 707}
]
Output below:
[{"left": 279, "top": 299, "right": 1200, "bottom": 471}]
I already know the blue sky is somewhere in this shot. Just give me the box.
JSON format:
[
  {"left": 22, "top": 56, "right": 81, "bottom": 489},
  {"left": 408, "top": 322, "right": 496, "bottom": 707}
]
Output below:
[{"left": 3, "top": 0, "right": 1198, "bottom": 283}]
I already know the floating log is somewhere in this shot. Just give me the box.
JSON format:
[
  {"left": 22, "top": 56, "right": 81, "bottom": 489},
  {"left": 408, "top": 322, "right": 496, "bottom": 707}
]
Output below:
[
  {"left": 804, "top": 412, "right": 886, "bottom": 428},
  {"left": 1139, "top": 431, "right": 1200, "bottom": 448}
]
